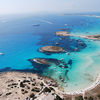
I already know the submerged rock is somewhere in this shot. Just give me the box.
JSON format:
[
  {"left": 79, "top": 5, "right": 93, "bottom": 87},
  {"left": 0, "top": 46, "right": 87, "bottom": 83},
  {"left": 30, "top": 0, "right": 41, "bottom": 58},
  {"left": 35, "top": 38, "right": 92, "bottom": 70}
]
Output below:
[
  {"left": 28, "top": 58, "right": 61, "bottom": 65},
  {"left": 40, "top": 46, "right": 63, "bottom": 53}
]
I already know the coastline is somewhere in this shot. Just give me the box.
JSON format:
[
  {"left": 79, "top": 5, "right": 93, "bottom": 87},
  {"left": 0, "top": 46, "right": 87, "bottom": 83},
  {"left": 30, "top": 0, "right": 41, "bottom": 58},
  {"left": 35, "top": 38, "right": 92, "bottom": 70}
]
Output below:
[
  {"left": 55, "top": 32, "right": 100, "bottom": 40},
  {"left": 63, "top": 74, "right": 100, "bottom": 100},
  {"left": 0, "top": 71, "right": 64, "bottom": 100},
  {"left": 0, "top": 71, "right": 100, "bottom": 100}
]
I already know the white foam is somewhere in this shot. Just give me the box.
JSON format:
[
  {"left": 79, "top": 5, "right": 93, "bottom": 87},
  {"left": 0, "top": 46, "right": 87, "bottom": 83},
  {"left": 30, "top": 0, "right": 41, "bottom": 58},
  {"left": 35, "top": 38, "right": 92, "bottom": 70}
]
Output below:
[{"left": 40, "top": 20, "right": 53, "bottom": 24}]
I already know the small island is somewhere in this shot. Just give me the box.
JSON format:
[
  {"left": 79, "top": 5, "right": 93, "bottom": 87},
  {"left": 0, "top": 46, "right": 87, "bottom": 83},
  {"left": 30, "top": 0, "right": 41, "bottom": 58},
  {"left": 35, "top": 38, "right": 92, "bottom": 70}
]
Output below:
[
  {"left": 55, "top": 31, "right": 100, "bottom": 40},
  {"left": 75, "top": 34, "right": 100, "bottom": 40},
  {"left": 55, "top": 31, "right": 70, "bottom": 36},
  {"left": 85, "top": 34, "right": 100, "bottom": 40},
  {"left": 40, "top": 46, "right": 63, "bottom": 53}
]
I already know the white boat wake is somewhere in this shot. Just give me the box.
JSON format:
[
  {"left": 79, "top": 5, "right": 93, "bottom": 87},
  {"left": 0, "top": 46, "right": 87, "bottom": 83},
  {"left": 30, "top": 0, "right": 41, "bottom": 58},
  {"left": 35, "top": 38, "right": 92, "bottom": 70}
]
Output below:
[{"left": 40, "top": 20, "right": 53, "bottom": 24}]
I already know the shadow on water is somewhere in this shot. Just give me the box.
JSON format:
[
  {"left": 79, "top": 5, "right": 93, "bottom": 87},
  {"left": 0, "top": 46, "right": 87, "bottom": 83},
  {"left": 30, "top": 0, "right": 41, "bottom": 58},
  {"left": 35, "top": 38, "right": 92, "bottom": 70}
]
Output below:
[
  {"left": 0, "top": 67, "right": 43, "bottom": 74},
  {"left": 37, "top": 33, "right": 87, "bottom": 53}
]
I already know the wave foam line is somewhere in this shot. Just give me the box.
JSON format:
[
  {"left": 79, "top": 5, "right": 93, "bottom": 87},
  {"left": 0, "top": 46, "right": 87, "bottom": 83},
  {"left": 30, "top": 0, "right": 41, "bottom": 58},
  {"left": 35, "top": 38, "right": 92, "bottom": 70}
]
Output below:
[{"left": 40, "top": 19, "right": 53, "bottom": 24}]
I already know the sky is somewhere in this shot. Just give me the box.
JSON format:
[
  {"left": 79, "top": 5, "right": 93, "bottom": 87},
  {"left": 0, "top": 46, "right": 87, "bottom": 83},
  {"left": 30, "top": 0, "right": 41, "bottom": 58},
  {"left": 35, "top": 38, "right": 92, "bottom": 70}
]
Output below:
[{"left": 0, "top": 0, "right": 100, "bottom": 15}]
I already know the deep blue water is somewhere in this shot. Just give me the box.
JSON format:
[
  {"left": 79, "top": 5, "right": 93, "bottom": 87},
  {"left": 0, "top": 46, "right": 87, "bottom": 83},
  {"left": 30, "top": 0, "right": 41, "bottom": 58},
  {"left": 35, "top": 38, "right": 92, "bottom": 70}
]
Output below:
[{"left": 0, "top": 13, "right": 100, "bottom": 92}]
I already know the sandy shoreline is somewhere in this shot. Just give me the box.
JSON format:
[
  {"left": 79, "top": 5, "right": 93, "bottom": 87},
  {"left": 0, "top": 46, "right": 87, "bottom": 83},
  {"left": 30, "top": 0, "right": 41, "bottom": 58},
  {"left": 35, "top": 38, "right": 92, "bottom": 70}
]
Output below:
[
  {"left": 67, "top": 34, "right": 100, "bottom": 40},
  {"left": 55, "top": 31, "right": 100, "bottom": 40},
  {"left": 0, "top": 71, "right": 100, "bottom": 100},
  {"left": 63, "top": 74, "right": 100, "bottom": 100}
]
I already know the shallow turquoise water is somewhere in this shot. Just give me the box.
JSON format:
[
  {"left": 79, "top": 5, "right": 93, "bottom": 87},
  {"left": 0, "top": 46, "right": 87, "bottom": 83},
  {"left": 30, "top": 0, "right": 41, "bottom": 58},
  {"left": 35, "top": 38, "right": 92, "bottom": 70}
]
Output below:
[{"left": 0, "top": 13, "right": 100, "bottom": 92}]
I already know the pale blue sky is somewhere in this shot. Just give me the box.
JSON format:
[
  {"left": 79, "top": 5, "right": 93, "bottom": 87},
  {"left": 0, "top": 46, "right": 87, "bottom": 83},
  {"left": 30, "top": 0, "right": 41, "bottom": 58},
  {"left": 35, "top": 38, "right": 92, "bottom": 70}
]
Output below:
[{"left": 0, "top": 0, "right": 100, "bottom": 15}]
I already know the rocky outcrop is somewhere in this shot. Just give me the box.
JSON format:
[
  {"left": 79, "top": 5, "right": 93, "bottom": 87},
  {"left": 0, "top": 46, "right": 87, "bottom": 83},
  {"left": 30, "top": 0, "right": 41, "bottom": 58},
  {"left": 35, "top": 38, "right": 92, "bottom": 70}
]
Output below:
[
  {"left": 28, "top": 58, "right": 68, "bottom": 69},
  {"left": 30, "top": 58, "right": 50, "bottom": 65}
]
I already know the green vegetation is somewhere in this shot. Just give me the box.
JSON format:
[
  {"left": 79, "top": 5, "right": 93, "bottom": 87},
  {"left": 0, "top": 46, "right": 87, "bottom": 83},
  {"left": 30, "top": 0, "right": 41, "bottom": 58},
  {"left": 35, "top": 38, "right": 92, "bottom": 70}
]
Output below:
[
  {"left": 84, "top": 97, "right": 88, "bottom": 100},
  {"left": 20, "top": 82, "right": 25, "bottom": 88},
  {"left": 49, "top": 87, "right": 55, "bottom": 91},
  {"left": 31, "top": 87, "right": 40, "bottom": 92},
  {"left": 40, "top": 82, "right": 44, "bottom": 86},
  {"left": 6, "top": 92, "right": 12, "bottom": 96},
  {"left": 88, "top": 97, "right": 93, "bottom": 100},
  {"left": 54, "top": 95, "right": 63, "bottom": 100},
  {"left": 30, "top": 93, "right": 36, "bottom": 99},
  {"left": 98, "top": 94, "right": 100, "bottom": 99},
  {"left": 75, "top": 96, "right": 83, "bottom": 100},
  {"left": 43, "top": 87, "right": 51, "bottom": 93}
]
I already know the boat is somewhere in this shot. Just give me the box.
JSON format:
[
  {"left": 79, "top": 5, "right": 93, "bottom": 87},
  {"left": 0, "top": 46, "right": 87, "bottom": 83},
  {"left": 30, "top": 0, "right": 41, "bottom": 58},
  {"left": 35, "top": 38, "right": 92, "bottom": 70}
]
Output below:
[
  {"left": 32, "top": 24, "right": 40, "bottom": 26},
  {"left": 55, "top": 42, "right": 59, "bottom": 45},
  {"left": 60, "top": 58, "right": 64, "bottom": 60},
  {"left": 0, "top": 53, "right": 4, "bottom": 55}
]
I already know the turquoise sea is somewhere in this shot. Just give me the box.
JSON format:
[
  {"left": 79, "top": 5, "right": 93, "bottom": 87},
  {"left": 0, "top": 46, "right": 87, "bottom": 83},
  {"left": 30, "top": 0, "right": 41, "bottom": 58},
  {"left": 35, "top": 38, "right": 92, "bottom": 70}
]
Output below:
[{"left": 0, "top": 13, "right": 100, "bottom": 92}]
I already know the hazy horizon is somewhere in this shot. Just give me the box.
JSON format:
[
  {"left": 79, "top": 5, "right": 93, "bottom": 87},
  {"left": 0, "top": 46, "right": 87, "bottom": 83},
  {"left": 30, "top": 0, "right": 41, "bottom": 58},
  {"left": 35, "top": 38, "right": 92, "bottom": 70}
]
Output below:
[{"left": 0, "top": 0, "right": 100, "bottom": 15}]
